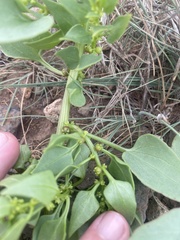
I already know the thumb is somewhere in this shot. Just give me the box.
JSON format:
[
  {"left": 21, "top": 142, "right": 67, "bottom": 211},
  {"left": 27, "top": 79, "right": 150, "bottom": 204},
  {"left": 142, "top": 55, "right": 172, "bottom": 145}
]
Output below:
[
  {"left": 0, "top": 132, "right": 20, "bottom": 179},
  {"left": 80, "top": 211, "right": 130, "bottom": 240}
]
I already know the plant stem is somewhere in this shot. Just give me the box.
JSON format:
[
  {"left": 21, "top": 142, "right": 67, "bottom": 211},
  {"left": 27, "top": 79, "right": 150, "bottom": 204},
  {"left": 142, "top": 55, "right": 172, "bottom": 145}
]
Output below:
[
  {"left": 102, "top": 166, "right": 114, "bottom": 182},
  {"left": 56, "top": 42, "right": 84, "bottom": 134},
  {"left": 85, "top": 136, "right": 101, "bottom": 166},
  {"left": 87, "top": 133, "right": 127, "bottom": 152},
  {"left": 40, "top": 59, "right": 63, "bottom": 76},
  {"left": 57, "top": 69, "right": 78, "bottom": 134}
]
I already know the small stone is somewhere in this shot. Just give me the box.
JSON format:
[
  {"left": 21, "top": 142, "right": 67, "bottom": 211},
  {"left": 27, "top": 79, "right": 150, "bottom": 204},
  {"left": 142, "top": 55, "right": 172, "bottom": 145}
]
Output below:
[
  {"left": 20, "top": 87, "right": 32, "bottom": 99},
  {"left": 43, "top": 99, "right": 62, "bottom": 123},
  {"left": 0, "top": 105, "right": 21, "bottom": 135}
]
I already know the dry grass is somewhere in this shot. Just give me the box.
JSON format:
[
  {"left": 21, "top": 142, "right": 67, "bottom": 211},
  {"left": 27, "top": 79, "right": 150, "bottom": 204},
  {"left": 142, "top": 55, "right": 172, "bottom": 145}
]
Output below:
[{"left": 83, "top": 0, "right": 180, "bottom": 145}]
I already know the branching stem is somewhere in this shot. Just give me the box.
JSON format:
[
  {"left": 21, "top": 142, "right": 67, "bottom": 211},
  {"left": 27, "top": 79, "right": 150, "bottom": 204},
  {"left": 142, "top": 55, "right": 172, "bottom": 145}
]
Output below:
[{"left": 87, "top": 133, "right": 127, "bottom": 152}]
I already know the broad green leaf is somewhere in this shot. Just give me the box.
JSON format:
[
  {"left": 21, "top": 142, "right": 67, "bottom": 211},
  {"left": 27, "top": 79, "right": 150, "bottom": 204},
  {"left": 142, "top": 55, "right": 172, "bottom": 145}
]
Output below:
[
  {"left": 38, "top": 200, "right": 69, "bottom": 240},
  {"left": 0, "top": 0, "right": 54, "bottom": 44},
  {"left": 32, "top": 203, "right": 63, "bottom": 240},
  {"left": 123, "top": 134, "right": 180, "bottom": 202},
  {"left": 1, "top": 171, "right": 58, "bottom": 206},
  {"left": 131, "top": 214, "right": 143, "bottom": 231},
  {"left": 28, "top": 206, "right": 42, "bottom": 227},
  {"left": 26, "top": 30, "right": 63, "bottom": 50},
  {"left": 47, "top": 133, "right": 81, "bottom": 149},
  {"left": 42, "top": 0, "right": 78, "bottom": 34},
  {"left": 107, "top": 14, "right": 131, "bottom": 43},
  {"left": 67, "top": 80, "right": 86, "bottom": 107},
  {"left": 0, "top": 196, "right": 11, "bottom": 219},
  {"left": 57, "top": 165, "right": 78, "bottom": 178},
  {"left": 171, "top": 134, "right": 180, "bottom": 158},
  {"left": 104, "top": 179, "right": 136, "bottom": 224},
  {"left": 14, "top": 145, "right": 31, "bottom": 171},
  {"left": 91, "top": 25, "right": 112, "bottom": 38},
  {"left": 67, "top": 138, "right": 80, "bottom": 148},
  {"left": 56, "top": 46, "right": 80, "bottom": 69},
  {"left": 60, "top": 24, "right": 92, "bottom": 44},
  {"left": 0, "top": 175, "right": 27, "bottom": 188},
  {"left": 86, "top": 11, "right": 100, "bottom": 19},
  {"left": 33, "top": 215, "right": 54, "bottom": 240},
  {"left": 0, "top": 214, "right": 31, "bottom": 240},
  {"left": 73, "top": 143, "right": 90, "bottom": 178},
  {"left": 102, "top": 0, "right": 119, "bottom": 13},
  {"left": 22, "top": 159, "right": 38, "bottom": 175},
  {"left": 69, "top": 186, "right": 99, "bottom": 237},
  {"left": 0, "top": 42, "right": 42, "bottom": 62},
  {"left": 77, "top": 54, "right": 102, "bottom": 70},
  {"left": 58, "top": 0, "right": 91, "bottom": 24},
  {"left": 38, "top": 216, "right": 67, "bottom": 240},
  {"left": 130, "top": 208, "right": 180, "bottom": 240},
  {"left": 32, "top": 146, "right": 74, "bottom": 175},
  {"left": 0, "top": 222, "right": 9, "bottom": 237},
  {"left": 107, "top": 152, "right": 134, "bottom": 189}
]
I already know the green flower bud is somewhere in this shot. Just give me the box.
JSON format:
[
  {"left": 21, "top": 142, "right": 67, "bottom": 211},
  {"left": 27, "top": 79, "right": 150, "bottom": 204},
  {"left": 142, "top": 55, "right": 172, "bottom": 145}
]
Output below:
[
  {"left": 96, "top": 191, "right": 102, "bottom": 198},
  {"left": 102, "top": 163, "right": 107, "bottom": 169},
  {"left": 62, "top": 126, "right": 70, "bottom": 134},
  {"left": 46, "top": 202, "right": 55, "bottom": 211},
  {"left": 100, "top": 180, "right": 105, "bottom": 186},
  {"left": 95, "top": 47, "right": 102, "bottom": 54},
  {"left": 21, "top": 0, "right": 29, "bottom": 5},
  {"left": 90, "top": 154, "right": 95, "bottom": 160},
  {"left": 30, "top": 0, "right": 36, "bottom": 4},
  {"left": 95, "top": 143, "right": 103, "bottom": 151},
  {"left": 85, "top": 46, "right": 93, "bottom": 53},
  {"left": 94, "top": 166, "right": 102, "bottom": 176},
  {"left": 62, "top": 69, "right": 68, "bottom": 76}
]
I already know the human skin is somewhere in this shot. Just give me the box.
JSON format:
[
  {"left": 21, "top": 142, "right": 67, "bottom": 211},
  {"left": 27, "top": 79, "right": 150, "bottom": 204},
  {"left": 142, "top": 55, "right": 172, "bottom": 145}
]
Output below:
[
  {"left": 0, "top": 132, "right": 20, "bottom": 179},
  {"left": 80, "top": 211, "right": 130, "bottom": 240},
  {"left": 0, "top": 131, "right": 129, "bottom": 240}
]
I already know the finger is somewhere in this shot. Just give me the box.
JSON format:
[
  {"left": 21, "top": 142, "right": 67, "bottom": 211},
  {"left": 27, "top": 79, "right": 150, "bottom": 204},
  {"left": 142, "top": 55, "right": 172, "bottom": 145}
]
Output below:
[
  {"left": 80, "top": 211, "right": 130, "bottom": 240},
  {"left": 0, "top": 132, "right": 20, "bottom": 179}
]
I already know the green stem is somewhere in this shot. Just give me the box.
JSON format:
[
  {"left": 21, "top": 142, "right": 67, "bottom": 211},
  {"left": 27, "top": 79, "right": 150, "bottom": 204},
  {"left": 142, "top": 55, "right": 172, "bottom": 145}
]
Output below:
[
  {"left": 102, "top": 166, "right": 114, "bottom": 182},
  {"left": 85, "top": 136, "right": 101, "bottom": 166},
  {"left": 57, "top": 69, "right": 79, "bottom": 134},
  {"left": 40, "top": 59, "right": 63, "bottom": 76},
  {"left": 56, "top": 42, "right": 84, "bottom": 134},
  {"left": 73, "top": 178, "right": 84, "bottom": 188},
  {"left": 86, "top": 133, "right": 127, "bottom": 152}
]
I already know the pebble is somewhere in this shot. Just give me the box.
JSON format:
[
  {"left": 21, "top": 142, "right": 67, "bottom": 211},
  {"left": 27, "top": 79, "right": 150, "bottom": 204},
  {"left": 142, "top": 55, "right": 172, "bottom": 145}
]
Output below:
[
  {"left": 20, "top": 87, "right": 32, "bottom": 99},
  {"left": 43, "top": 98, "right": 62, "bottom": 123}
]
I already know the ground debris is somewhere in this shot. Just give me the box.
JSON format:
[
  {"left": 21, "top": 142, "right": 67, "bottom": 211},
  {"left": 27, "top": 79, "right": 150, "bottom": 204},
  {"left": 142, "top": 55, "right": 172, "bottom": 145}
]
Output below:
[{"left": 43, "top": 98, "right": 62, "bottom": 123}]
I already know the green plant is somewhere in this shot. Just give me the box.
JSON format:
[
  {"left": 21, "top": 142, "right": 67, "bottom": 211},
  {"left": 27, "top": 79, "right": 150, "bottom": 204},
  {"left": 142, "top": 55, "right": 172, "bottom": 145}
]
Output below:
[{"left": 0, "top": 0, "right": 180, "bottom": 239}]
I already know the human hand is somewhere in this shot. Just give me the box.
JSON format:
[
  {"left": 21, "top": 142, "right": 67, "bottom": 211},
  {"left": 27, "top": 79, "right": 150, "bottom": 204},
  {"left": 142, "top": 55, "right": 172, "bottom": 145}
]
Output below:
[
  {"left": 0, "top": 132, "right": 129, "bottom": 240},
  {"left": 0, "top": 131, "right": 20, "bottom": 179},
  {"left": 80, "top": 210, "right": 129, "bottom": 240}
]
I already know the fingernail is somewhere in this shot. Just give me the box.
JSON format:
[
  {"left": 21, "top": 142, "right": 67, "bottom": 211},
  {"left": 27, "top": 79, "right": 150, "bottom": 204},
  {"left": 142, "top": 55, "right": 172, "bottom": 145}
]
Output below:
[
  {"left": 0, "top": 132, "right": 8, "bottom": 147},
  {"left": 96, "top": 212, "right": 128, "bottom": 240}
]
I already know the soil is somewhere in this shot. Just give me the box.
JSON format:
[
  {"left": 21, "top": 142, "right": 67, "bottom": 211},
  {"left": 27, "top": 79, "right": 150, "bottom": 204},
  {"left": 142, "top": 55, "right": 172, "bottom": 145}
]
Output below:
[{"left": 0, "top": 60, "right": 94, "bottom": 156}]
